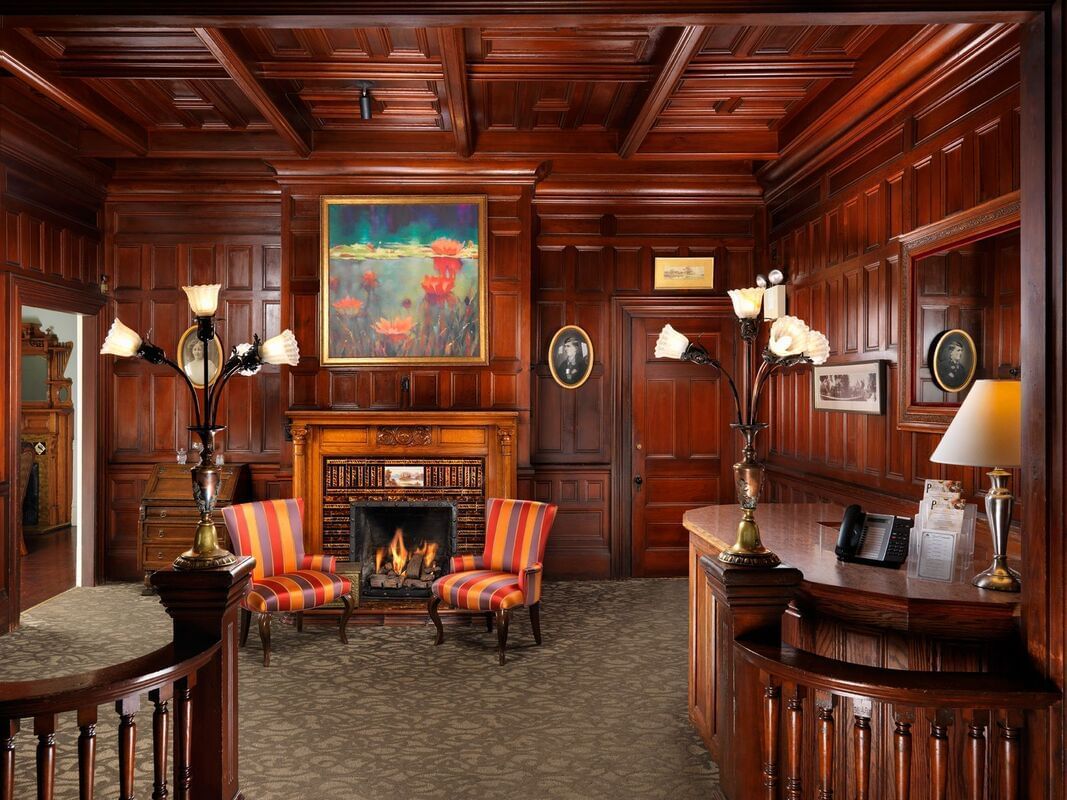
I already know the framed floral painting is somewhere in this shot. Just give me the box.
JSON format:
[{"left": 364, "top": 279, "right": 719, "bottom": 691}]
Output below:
[{"left": 320, "top": 196, "right": 487, "bottom": 364}]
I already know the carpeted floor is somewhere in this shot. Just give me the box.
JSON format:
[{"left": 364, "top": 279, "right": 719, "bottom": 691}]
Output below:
[{"left": 0, "top": 579, "right": 721, "bottom": 799}]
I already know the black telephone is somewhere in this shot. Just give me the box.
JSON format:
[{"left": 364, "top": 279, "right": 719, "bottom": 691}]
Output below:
[{"left": 835, "top": 504, "right": 913, "bottom": 568}]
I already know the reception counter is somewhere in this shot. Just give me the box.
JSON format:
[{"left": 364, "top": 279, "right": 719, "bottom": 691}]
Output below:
[{"left": 683, "top": 503, "right": 1038, "bottom": 797}]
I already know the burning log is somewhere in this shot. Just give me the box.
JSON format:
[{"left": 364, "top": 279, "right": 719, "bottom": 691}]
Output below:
[{"left": 406, "top": 552, "right": 424, "bottom": 579}]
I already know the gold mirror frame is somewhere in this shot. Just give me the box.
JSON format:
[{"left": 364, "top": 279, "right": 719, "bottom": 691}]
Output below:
[
  {"left": 176, "top": 325, "right": 224, "bottom": 388},
  {"left": 548, "top": 325, "right": 594, "bottom": 389}
]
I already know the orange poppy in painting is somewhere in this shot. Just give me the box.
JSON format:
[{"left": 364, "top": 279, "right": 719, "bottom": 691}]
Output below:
[
  {"left": 361, "top": 270, "right": 379, "bottom": 290},
  {"left": 430, "top": 237, "right": 463, "bottom": 256},
  {"left": 373, "top": 316, "right": 414, "bottom": 343},
  {"left": 332, "top": 296, "right": 363, "bottom": 316},
  {"left": 421, "top": 275, "right": 456, "bottom": 301}
]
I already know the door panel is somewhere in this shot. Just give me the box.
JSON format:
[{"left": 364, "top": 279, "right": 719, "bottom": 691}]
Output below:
[{"left": 630, "top": 313, "right": 734, "bottom": 577}]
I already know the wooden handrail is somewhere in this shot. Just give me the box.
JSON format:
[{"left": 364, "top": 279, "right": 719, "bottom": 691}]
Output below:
[{"left": 735, "top": 637, "right": 1059, "bottom": 709}]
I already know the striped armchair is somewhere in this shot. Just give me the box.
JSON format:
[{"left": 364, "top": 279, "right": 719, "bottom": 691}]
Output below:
[
  {"left": 429, "top": 498, "right": 558, "bottom": 665},
  {"left": 221, "top": 498, "right": 354, "bottom": 666}
]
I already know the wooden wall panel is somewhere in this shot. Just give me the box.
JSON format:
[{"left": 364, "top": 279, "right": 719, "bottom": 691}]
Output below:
[{"left": 764, "top": 43, "right": 1020, "bottom": 512}]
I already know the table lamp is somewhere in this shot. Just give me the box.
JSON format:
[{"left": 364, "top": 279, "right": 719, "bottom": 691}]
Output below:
[{"left": 930, "top": 379, "right": 1022, "bottom": 591}]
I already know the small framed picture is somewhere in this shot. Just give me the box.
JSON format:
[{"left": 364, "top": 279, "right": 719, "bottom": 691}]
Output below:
[
  {"left": 654, "top": 257, "right": 715, "bottom": 290},
  {"left": 177, "top": 326, "right": 224, "bottom": 388},
  {"left": 930, "top": 328, "right": 977, "bottom": 393},
  {"left": 384, "top": 465, "right": 425, "bottom": 487},
  {"left": 812, "top": 361, "right": 887, "bottom": 415},
  {"left": 548, "top": 325, "right": 594, "bottom": 389}
]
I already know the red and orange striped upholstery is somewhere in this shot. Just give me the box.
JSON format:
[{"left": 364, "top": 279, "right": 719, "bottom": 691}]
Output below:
[
  {"left": 432, "top": 498, "right": 557, "bottom": 611},
  {"left": 222, "top": 498, "right": 351, "bottom": 615}
]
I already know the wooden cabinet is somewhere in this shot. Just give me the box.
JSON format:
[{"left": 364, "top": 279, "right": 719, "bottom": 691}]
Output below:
[{"left": 139, "top": 464, "right": 250, "bottom": 585}]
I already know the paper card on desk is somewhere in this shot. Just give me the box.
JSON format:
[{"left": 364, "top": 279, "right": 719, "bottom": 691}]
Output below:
[
  {"left": 915, "top": 530, "right": 957, "bottom": 581},
  {"left": 923, "top": 478, "right": 963, "bottom": 502},
  {"left": 920, "top": 497, "right": 967, "bottom": 534}
]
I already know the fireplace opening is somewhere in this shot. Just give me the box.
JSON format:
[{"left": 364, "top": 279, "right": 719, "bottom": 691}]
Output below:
[{"left": 350, "top": 501, "right": 457, "bottom": 599}]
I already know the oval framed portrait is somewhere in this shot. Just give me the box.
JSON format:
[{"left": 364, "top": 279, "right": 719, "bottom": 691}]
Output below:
[
  {"left": 177, "top": 325, "right": 224, "bottom": 388},
  {"left": 548, "top": 325, "right": 594, "bottom": 389},
  {"left": 930, "top": 328, "right": 977, "bottom": 393}
]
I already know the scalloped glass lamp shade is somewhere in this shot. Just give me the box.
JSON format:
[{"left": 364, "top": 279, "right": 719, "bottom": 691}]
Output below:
[
  {"left": 260, "top": 329, "right": 300, "bottom": 366},
  {"left": 100, "top": 318, "right": 142, "bottom": 357},
  {"left": 654, "top": 324, "right": 690, "bottom": 359},
  {"left": 182, "top": 283, "right": 221, "bottom": 317},
  {"left": 727, "top": 287, "right": 765, "bottom": 319}
]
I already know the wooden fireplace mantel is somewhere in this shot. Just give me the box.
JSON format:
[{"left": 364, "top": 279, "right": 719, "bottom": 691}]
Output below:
[{"left": 286, "top": 410, "right": 518, "bottom": 555}]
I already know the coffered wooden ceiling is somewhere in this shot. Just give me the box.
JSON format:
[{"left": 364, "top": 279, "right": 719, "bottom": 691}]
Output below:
[{"left": 1, "top": 22, "right": 979, "bottom": 162}]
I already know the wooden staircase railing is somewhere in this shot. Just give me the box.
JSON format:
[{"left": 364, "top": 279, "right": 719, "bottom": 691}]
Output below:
[
  {"left": 0, "top": 557, "right": 253, "bottom": 800},
  {"left": 699, "top": 554, "right": 1060, "bottom": 799}
]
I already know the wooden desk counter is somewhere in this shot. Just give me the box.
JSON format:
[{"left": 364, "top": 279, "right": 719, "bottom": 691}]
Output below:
[{"left": 684, "top": 502, "right": 1023, "bottom": 759}]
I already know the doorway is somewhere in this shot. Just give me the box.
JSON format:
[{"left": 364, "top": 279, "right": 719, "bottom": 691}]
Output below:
[
  {"left": 617, "top": 300, "right": 737, "bottom": 577},
  {"left": 18, "top": 306, "right": 84, "bottom": 609}
]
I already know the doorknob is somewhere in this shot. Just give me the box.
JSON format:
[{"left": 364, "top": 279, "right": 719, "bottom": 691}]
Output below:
[{"left": 634, "top": 476, "right": 643, "bottom": 487}]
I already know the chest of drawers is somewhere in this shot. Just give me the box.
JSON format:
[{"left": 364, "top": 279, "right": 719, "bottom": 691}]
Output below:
[{"left": 139, "top": 463, "right": 250, "bottom": 586}]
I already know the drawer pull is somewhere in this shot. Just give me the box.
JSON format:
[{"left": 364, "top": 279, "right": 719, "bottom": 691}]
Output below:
[
  {"left": 157, "top": 530, "right": 165, "bottom": 538},
  {"left": 159, "top": 510, "right": 168, "bottom": 518}
]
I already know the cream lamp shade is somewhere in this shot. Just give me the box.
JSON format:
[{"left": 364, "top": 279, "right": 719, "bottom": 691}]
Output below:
[
  {"left": 182, "top": 283, "right": 221, "bottom": 316},
  {"left": 930, "top": 379, "right": 1021, "bottom": 467}
]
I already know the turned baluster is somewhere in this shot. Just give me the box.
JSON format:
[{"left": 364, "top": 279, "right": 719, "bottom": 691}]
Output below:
[
  {"left": 116, "top": 695, "right": 140, "bottom": 800},
  {"left": 1, "top": 719, "right": 18, "bottom": 800},
  {"left": 892, "top": 709, "right": 914, "bottom": 800},
  {"left": 174, "top": 675, "right": 194, "bottom": 800},
  {"left": 853, "top": 698, "right": 872, "bottom": 800},
  {"left": 77, "top": 707, "right": 98, "bottom": 800},
  {"left": 784, "top": 686, "right": 804, "bottom": 800},
  {"left": 928, "top": 709, "right": 952, "bottom": 800},
  {"left": 1000, "top": 712, "right": 1023, "bottom": 800},
  {"left": 34, "top": 713, "right": 57, "bottom": 800},
  {"left": 816, "top": 692, "right": 836, "bottom": 800},
  {"left": 965, "top": 711, "right": 988, "bottom": 800},
  {"left": 761, "top": 678, "right": 781, "bottom": 799},
  {"left": 150, "top": 686, "right": 173, "bottom": 800}
]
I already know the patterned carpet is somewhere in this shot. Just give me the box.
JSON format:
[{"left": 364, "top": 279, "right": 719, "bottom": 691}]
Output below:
[{"left": 0, "top": 579, "right": 721, "bottom": 799}]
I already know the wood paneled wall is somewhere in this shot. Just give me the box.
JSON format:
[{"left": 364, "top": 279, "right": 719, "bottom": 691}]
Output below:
[
  {"left": 530, "top": 193, "right": 762, "bottom": 577},
  {"left": 0, "top": 86, "right": 106, "bottom": 628},
  {"left": 103, "top": 177, "right": 285, "bottom": 579},
  {"left": 763, "top": 32, "right": 1021, "bottom": 513}
]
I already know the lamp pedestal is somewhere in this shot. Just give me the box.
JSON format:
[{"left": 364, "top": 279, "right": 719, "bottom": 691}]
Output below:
[
  {"left": 173, "top": 439, "right": 238, "bottom": 572},
  {"left": 972, "top": 467, "right": 1021, "bottom": 592}
]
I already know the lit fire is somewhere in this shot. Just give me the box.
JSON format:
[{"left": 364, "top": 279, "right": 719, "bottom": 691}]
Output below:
[{"left": 375, "top": 528, "right": 439, "bottom": 577}]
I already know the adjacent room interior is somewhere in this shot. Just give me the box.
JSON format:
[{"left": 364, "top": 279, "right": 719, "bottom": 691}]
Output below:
[{"left": 1, "top": 4, "right": 1065, "bottom": 799}]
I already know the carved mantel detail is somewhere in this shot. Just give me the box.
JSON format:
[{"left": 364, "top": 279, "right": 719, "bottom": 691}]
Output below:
[{"left": 376, "top": 425, "right": 432, "bottom": 447}]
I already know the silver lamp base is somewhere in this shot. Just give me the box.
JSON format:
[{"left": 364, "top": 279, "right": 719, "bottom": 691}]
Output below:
[{"left": 974, "top": 468, "right": 1021, "bottom": 593}]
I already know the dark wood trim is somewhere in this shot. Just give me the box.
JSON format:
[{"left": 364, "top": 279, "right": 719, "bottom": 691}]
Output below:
[
  {"left": 437, "top": 27, "right": 473, "bottom": 159},
  {"left": 193, "top": 28, "right": 311, "bottom": 158},
  {"left": 619, "top": 25, "right": 707, "bottom": 159}
]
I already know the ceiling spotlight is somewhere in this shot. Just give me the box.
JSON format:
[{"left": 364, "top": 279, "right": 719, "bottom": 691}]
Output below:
[{"left": 358, "top": 81, "right": 374, "bottom": 120}]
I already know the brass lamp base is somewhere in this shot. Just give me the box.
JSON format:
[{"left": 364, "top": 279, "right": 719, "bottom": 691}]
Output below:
[
  {"left": 172, "top": 516, "right": 239, "bottom": 571},
  {"left": 718, "top": 509, "right": 782, "bottom": 568},
  {"left": 972, "top": 555, "right": 1022, "bottom": 593}
]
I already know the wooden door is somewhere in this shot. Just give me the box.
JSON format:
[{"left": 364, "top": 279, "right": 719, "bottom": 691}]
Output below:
[{"left": 629, "top": 313, "right": 734, "bottom": 577}]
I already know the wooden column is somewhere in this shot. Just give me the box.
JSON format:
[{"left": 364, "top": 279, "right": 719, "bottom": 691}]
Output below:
[
  {"left": 700, "top": 555, "right": 802, "bottom": 800},
  {"left": 152, "top": 557, "right": 253, "bottom": 800}
]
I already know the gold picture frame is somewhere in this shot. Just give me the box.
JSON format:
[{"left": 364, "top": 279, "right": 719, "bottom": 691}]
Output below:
[
  {"left": 320, "top": 195, "right": 488, "bottom": 365},
  {"left": 176, "top": 325, "right": 224, "bottom": 388},
  {"left": 654, "top": 257, "right": 715, "bottom": 290},
  {"left": 548, "top": 325, "right": 594, "bottom": 389}
]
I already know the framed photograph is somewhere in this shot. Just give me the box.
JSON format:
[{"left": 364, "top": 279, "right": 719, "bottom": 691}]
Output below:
[
  {"left": 321, "top": 195, "right": 488, "bottom": 365},
  {"left": 812, "top": 361, "right": 887, "bottom": 415},
  {"left": 654, "top": 257, "right": 715, "bottom": 290},
  {"left": 176, "top": 326, "right": 223, "bottom": 388},
  {"left": 930, "top": 328, "right": 977, "bottom": 393},
  {"left": 384, "top": 465, "right": 425, "bottom": 487},
  {"left": 548, "top": 325, "right": 594, "bottom": 389}
]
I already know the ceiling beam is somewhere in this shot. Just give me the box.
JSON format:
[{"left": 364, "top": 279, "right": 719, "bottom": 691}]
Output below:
[
  {"left": 618, "top": 25, "right": 707, "bottom": 159},
  {"left": 193, "top": 27, "right": 311, "bottom": 158},
  {"left": 437, "top": 27, "right": 473, "bottom": 158},
  {"left": 0, "top": 29, "right": 148, "bottom": 156}
]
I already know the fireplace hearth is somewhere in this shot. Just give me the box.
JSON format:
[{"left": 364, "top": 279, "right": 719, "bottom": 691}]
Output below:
[{"left": 350, "top": 501, "right": 458, "bottom": 600}]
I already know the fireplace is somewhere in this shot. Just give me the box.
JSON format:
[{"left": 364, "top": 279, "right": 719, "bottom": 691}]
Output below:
[{"left": 350, "top": 501, "right": 458, "bottom": 599}]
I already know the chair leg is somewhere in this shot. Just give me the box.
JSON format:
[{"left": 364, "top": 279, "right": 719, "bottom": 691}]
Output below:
[
  {"left": 258, "top": 613, "right": 272, "bottom": 667},
  {"left": 529, "top": 602, "right": 542, "bottom": 646},
  {"left": 239, "top": 608, "right": 251, "bottom": 648},
  {"left": 339, "top": 595, "right": 354, "bottom": 645},
  {"left": 295, "top": 611, "right": 304, "bottom": 633},
  {"left": 428, "top": 596, "right": 444, "bottom": 645},
  {"left": 486, "top": 611, "right": 494, "bottom": 632},
  {"left": 496, "top": 608, "right": 511, "bottom": 666}
]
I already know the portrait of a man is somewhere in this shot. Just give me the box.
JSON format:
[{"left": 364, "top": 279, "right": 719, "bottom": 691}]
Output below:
[
  {"left": 549, "top": 326, "right": 593, "bottom": 389},
  {"left": 931, "top": 329, "right": 977, "bottom": 393}
]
